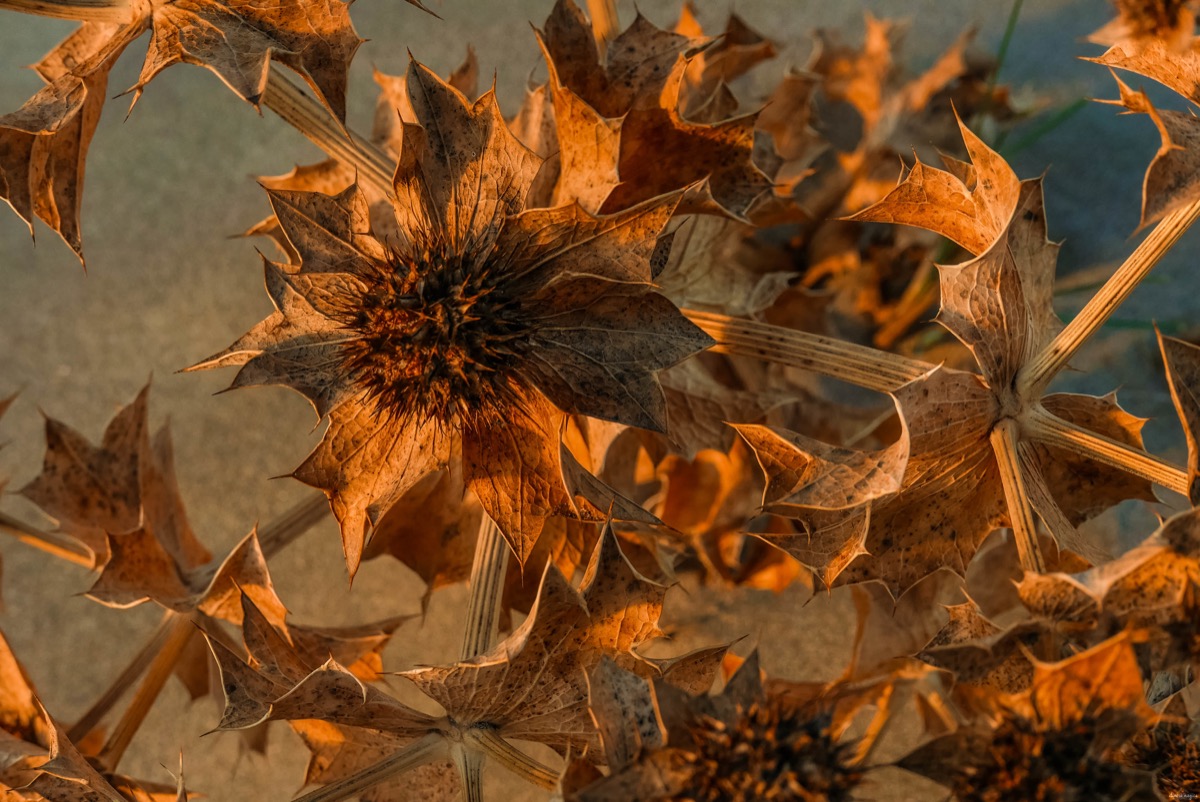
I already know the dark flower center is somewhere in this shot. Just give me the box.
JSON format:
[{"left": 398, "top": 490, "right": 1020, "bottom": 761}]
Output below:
[
  {"left": 1117, "top": 0, "right": 1193, "bottom": 36},
  {"left": 1123, "top": 723, "right": 1200, "bottom": 797},
  {"left": 953, "top": 715, "right": 1144, "bottom": 802},
  {"left": 339, "top": 239, "right": 530, "bottom": 426},
  {"left": 684, "top": 703, "right": 863, "bottom": 802}
]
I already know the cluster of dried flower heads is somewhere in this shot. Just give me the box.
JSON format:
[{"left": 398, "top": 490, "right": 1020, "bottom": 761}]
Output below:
[{"left": 1, "top": 0, "right": 1200, "bottom": 800}]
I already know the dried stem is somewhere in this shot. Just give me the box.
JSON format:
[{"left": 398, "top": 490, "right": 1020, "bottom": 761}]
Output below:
[
  {"left": 467, "top": 728, "right": 557, "bottom": 790},
  {"left": 0, "top": 511, "right": 93, "bottom": 566},
  {"left": 685, "top": 310, "right": 932, "bottom": 393},
  {"left": 256, "top": 492, "right": 331, "bottom": 559},
  {"left": 1024, "top": 405, "right": 1189, "bottom": 496},
  {"left": 68, "top": 611, "right": 177, "bottom": 743},
  {"left": 97, "top": 615, "right": 196, "bottom": 771},
  {"left": 260, "top": 66, "right": 394, "bottom": 194},
  {"left": 454, "top": 740, "right": 486, "bottom": 802},
  {"left": 0, "top": 0, "right": 128, "bottom": 22},
  {"left": 586, "top": 0, "right": 619, "bottom": 56},
  {"left": 69, "top": 492, "right": 327, "bottom": 746},
  {"left": 1019, "top": 198, "right": 1200, "bottom": 398},
  {"left": 291, "top": 732, "right": 446, "bottom": 802},
  {"left": 455, "top": 515, "right": 513, "bottom": 801},
  {"left": 989, "top": 418, "right": 1047, "bottom": 573},
  {"left": 460, "top": 514, "right": 508, "bottom": 660}
]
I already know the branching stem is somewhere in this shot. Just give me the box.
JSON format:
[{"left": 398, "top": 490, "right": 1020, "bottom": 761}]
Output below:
[
  {"left": 990, "top": 418, "right": 1047, "bottom": 573},
  {"left": 261, "top": 66, "right": 394, "bottom": 194},
  {"left": 290, "top": 732, "right": 446, "bottom": 802},
  {"left": 1019, "top": 198, "right": 1200, "bottom": 397},
  {"left": 454, "top": 740, "right": 485, "bottom": 802},
  {"left": 1024, "top": 406, "right": 1189, "bottom": 496},
  {"left": 467, "top": 729, "right": 557, "bottom": 790},
  {"left": 685, "top": 310, "right": 931, "bottom": 393},
  {"left": 460, "top": 514, "right": 509, "bottom": 660},
  {"left": 97, "top": 614, "right": 195, "bottom": 771},
  {"left": 0, "top": 511, "right": 93, "bottom": 566}
]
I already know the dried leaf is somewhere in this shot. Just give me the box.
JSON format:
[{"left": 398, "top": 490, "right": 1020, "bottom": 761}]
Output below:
[
  {"left": 0, "top": 23, "right": 144, "bottom": 261},
  {"left": 537, "top": 1, "right": 770, "bottom": 217},
  {"left": 133, "top": 0, "right": 361, "bottom": 121},
  {"left": 403, "top": 524, "right": 667, "bottom": 756},
  {"left": 1103, "top": 75, "right": 1200, "bottom": 228},
  {"left": 1161, "top": 331, "right": 1200, "bottom": 503},
  {"left": 656, "top": 215, "right": 792, "bottom": 318}
]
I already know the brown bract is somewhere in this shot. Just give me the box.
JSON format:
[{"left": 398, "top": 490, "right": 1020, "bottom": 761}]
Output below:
[
  {"left": 207, "top": 592, "right": 427, "bottom": 735},
  {"left": 402, "top": 524, "right": 679, "bottom": 757},
  {"left": 532, "top": 0, "right": 772, "bottom": 219},
  {"left": 1102, "top": 74, "right": 1200, "bottom": 228},
  {"left": 900, "top": 632, "right": 1161, "bottom": 801},
  {"left": 20, "top": 385, "right": 210, "bottom": 568},
  {"left": 0, "top": 630, "right": 186, "bottom": 800},
  {"left": 0, "top": 0, "right": 397, "bottom": 261},
  {"left": 1087, "top": 5, "right": 1200, "bottom": 227},
  {"left": 737, "top": 120, "right": 1154, "bottom": 595},
  {"left": 190, "top": 58, "right": 710, "bottom": 576},
  {"left": 0, "top": 23, "right": 143, "bottom": 262},
  {"left": 1019, "top": 504, "right": 1200, "bottom": 681},
  {"left": 131, "top": 0, "right": 361, "bottom": 119}
]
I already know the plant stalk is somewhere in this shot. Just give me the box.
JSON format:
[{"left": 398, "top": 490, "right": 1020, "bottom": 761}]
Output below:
[
  {"left": 453, "top": 739, "right": 485, "bottom": 802},
  {"left": 989, "top": 418, "right": 1047, "bottom": 573},
  {"left": 467, "top": 728, "right": 557, "bottom": 790},
  {"left": 97, "top": 615, "right": 195, "bottom": 771},
  {"left": 1018, "top": 198, "right": 1200, "bottom": 397},
  {"left": 291, "top": 732, "right": 446, "bottom": 802},
  {"left": 68, "top": 610, "right": 177, "bottom": 743},
  {"left": 0, "top": 0, "right": 127, "bottom": 22},
  {"left": 256, "top": 492, "right": 331, "bottom": 559},
  {"left": 260, "top": 66, "right": 394, "bottom": 194},
  {"left": 460, "top": 514, "right": 508, "bottom": 660},
  {"left": 685, "top": 309, "right": 932, "bottom": 393},
  {"left": 1024, "top": 406, "right": 1189, "bottom": 496},
  {"left": 454, "top": 514, "right": 513, "bottom": 802},
  {"left": 0, "top": 511, "right": 93, "bottom": 566}
]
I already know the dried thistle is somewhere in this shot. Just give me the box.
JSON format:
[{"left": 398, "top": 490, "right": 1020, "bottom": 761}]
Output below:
[
  {"left": 191, "top": 58, "right": 712, "bottom": 574},
  {"left": 679, "top": 703, "right": 863, "bottom": 802}
]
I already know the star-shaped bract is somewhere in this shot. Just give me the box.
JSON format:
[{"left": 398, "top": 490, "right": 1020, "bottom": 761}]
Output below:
[{"left": 190, "top": 59, "right": 711, "bottom": 576}]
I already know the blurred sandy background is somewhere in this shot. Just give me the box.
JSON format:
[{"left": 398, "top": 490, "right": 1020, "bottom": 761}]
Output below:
[{"left": 0, "top": 0, "right": 1193, "bottom": 799}]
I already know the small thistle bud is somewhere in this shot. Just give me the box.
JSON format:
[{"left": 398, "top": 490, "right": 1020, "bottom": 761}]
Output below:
[
  {"left": 947, "top": 714, "right": 1152, "bottom": 802},
  {"left": 1123, "top": 723, "right": 1200, "bottom": 799},
  {"left": 1115, "top": 0, "right": 1195, "bottom": 39},
  {"left": 681, "top": 701, "right": 864, "bottom": 802}
]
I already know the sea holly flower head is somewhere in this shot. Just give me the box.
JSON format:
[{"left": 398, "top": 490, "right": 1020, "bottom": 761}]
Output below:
[{"left": 191, "top": 58, "right": 712, "bottom": 576}]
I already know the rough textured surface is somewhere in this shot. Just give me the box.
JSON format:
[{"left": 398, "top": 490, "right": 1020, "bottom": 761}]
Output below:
[{"left": 0, "top": 1, "right": 1192, "bottom": 800}]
